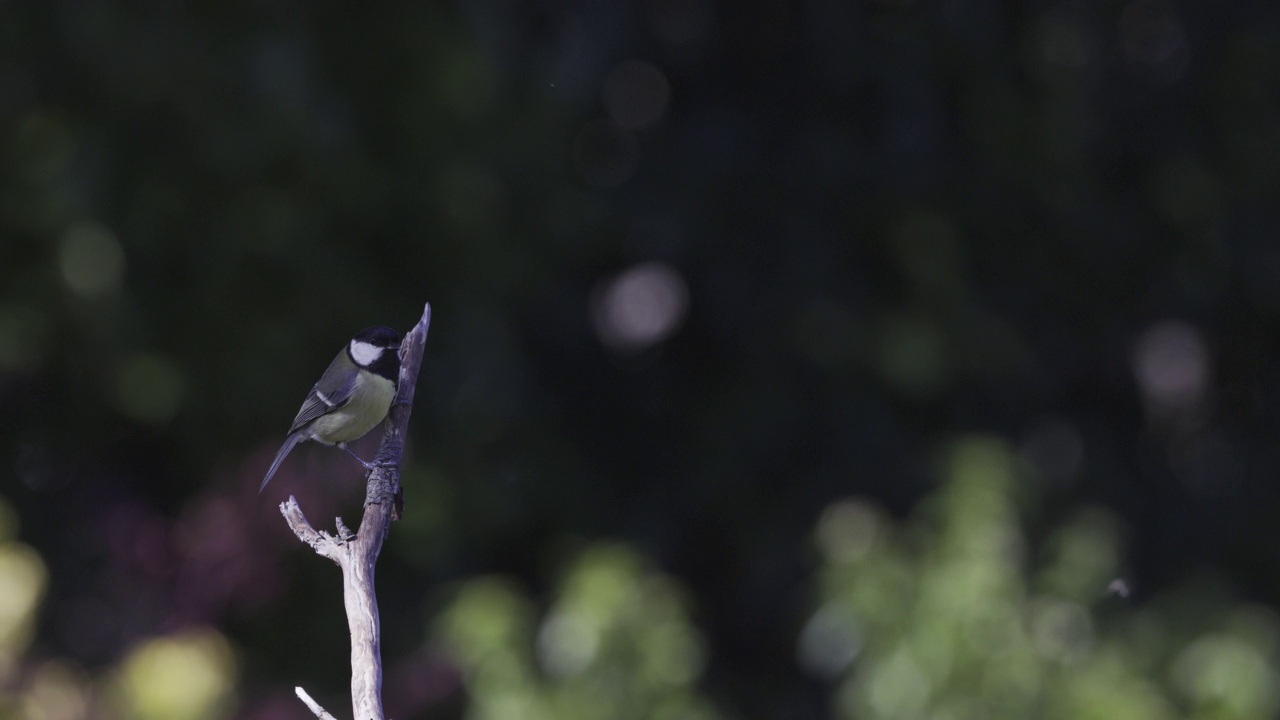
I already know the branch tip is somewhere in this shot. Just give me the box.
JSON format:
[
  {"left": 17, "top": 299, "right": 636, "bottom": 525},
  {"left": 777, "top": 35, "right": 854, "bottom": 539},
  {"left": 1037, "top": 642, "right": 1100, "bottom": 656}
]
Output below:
[{"left": 295, "top": 686, "right": 338, "bottom": 720}]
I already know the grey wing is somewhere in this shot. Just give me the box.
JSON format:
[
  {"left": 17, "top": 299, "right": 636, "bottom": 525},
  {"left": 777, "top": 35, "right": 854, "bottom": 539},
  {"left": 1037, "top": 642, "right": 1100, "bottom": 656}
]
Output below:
[{"left": 288, "top": 371, "right": 356, "bottom": 433}]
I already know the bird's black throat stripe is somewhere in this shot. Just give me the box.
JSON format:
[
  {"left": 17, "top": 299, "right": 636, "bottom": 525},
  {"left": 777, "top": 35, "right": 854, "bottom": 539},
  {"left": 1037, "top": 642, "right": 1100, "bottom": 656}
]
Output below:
[{"left": 369, "top": 350, "right": 400, "bottom": 382}]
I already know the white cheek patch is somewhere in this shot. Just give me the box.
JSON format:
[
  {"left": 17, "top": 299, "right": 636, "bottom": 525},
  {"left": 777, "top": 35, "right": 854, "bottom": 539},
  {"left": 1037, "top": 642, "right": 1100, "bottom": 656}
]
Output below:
[{"left": 349, "top": 340, "right": 383, "bottom": 367}]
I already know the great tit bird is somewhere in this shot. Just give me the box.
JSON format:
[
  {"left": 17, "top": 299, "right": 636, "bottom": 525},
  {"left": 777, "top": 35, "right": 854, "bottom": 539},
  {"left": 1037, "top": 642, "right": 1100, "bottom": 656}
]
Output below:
[{"left": 260, "top": 326, "right": 402, "bottom": 492}]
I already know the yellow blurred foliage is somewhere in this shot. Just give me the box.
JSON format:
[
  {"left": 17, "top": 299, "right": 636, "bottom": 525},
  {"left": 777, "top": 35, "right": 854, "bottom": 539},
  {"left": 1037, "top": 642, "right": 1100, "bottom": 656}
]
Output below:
[
  {"left": 0, "top": 538, "right": 47, "bottom": 654},
  {"left": 107, "top": 628, "right": 237, "bottom": 720}
]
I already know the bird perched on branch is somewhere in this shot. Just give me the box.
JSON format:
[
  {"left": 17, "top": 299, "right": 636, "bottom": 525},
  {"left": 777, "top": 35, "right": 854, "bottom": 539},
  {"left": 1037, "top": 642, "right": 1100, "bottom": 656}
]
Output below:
[{"left": 260, "top": 326, "right": 402, "bottom": 492}]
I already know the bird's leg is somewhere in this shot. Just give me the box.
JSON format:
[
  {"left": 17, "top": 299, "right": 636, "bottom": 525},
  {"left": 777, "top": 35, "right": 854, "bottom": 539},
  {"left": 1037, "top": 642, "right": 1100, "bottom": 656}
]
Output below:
[{"left": 338, "top": 443, "right": 375, "bottom": 470}]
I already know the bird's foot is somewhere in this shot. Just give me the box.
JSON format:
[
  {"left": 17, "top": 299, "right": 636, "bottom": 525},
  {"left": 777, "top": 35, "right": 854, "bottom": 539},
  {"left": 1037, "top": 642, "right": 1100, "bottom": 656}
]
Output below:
[{"left": 339, "top": 444, "right": 376, "bottom": 471}]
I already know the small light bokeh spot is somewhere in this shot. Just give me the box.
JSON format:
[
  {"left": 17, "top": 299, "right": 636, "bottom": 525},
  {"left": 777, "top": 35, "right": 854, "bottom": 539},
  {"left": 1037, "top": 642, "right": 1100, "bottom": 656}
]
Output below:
[
  {"left": 536, "top": 610, "right": 599, "bottom": 679},
  {"left": 592, "top": 262, "right": 689, "bottom": 354},
  {"left": 816, "top": 500, "right": 881, "bottom": 565},
  {"left": 798, "top": 603, "right": 863, "bottom": 679},
  {"left": 602, "top": 60, "right": 670, "bottom": 131},
  {"left": 1119, "top": 0, "right": 1189, "bottom": 84},
  {"left": 861, "top": 647, "right": 931, "bottom": 719},
  {"left": 59, "top": 222, "right": 126, "bottom": 298},
  {"left": 1131, "top": 320, "right": 1210, "bottom": 413},
  {"left": 116, "top": 354, "right": 186, "bottom": 424}
]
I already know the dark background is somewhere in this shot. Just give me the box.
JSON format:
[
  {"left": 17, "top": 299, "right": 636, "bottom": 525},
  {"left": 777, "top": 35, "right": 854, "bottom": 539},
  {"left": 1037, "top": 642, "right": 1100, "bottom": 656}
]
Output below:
[{"left": 4, "top": 0, "right": 1280, "bottom": 718}]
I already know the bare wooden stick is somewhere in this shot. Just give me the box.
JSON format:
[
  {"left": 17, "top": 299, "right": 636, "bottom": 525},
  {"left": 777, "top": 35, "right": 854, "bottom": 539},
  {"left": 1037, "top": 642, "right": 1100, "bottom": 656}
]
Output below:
[
  {"left": 295, "top": 686, "right": 338, "bottom": 720},
  {"left": 281, "top": 302, "right": 433, "bottom": 720},
  {"left": 280, "top": 498, "right": 341, "bottom": 562}
]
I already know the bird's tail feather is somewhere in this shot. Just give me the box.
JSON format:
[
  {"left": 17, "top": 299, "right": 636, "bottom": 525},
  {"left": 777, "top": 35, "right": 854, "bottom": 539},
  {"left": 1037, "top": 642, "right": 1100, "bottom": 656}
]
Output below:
[{"left": 260, "top": 432, "right": 303, "bottom": 493}]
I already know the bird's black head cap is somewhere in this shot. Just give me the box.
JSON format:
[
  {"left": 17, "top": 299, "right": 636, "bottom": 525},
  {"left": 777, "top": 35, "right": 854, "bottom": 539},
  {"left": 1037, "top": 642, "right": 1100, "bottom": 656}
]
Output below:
[{"left": 349, "top": 326, "right": 402, "bottom": 381}]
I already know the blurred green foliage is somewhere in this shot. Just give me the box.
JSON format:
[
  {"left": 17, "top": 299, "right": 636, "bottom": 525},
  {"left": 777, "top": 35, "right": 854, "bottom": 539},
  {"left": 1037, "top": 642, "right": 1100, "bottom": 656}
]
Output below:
[
  {"left": 436, "top": 545, "right": 718, "bottom": 720},
  {"left": 808, "top": 436, "right": 1280, "bottom": 720}
]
